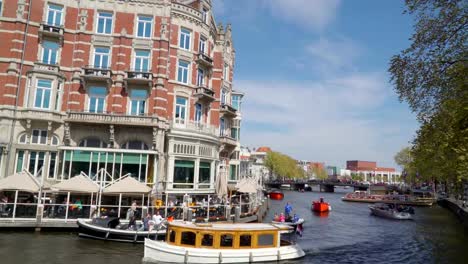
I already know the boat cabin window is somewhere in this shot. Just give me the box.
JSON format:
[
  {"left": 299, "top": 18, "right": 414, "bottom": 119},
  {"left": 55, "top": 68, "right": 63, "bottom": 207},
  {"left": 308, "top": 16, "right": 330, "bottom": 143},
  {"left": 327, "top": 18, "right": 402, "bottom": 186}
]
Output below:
[
  {"left": 220, "top": 234, "right": 233, "bottom": 247},
  {"left": 239, "top": 234, "right": 251, "bottom": 247},
  {"left": 201, "top": 233, "right": 213, "bottom": 247},
  {"left": 181, "top": 231, "right": 196, "bottom": 246},
  {"left": 257, "top": 234, "right": 274, "bottom": 247},
  {"left": 168, "top": 229, "right": 176, "bottom": 243}
]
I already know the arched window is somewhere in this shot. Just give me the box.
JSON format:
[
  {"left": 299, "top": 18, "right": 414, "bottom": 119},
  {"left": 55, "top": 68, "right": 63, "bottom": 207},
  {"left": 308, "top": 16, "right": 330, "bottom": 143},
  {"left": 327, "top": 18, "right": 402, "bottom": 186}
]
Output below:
[
  {"left": 123, "top": 140, "right": 148, "bottom": 150},
  {"left": 51, "top": 135, "right": 60, "bottom": 146},
  {"left": 79, "top": 137, "right": 106, "bottom": 148},
  {"left": 18, "top": 133, "right": 27, "bottom": 144}
]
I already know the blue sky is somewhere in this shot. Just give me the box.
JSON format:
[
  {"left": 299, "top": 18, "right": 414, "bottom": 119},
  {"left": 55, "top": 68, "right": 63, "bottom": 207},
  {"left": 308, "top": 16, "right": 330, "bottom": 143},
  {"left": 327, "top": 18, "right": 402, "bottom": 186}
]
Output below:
[{"left": 214, "top": 0, "right": 419, "bottom": 169}]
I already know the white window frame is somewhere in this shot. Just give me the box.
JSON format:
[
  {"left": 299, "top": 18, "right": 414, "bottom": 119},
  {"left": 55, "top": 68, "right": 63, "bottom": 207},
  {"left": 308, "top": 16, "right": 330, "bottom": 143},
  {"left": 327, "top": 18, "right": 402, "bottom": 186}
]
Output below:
[
  {"left": 179, "top": 28, "right": 191, "bottom": 50},
  {"left": 96, "top": 11, "right": 113, "bottom": 35},
  {"left": 31, "top": 129, "right": 48, "bottom": 145},
  {"left": 133, "top": 50, "right": 151, "bottom": 72},
  {"left": 201, "top": 7, "right": 208, "bottom": 23},
  {"left": 87, "top": 87, "right": 107, "bottom": 113},
  {"left": 129, "top": 89, "right": 147, "bottom": 116},
  {"left": 0, "top": 0, "right": 3, "bottom": 16},
  {"left": 197, "top": 68, "right": 205, "bottom": 86},
  {"left": 41, "top": 41, "right": 59, "bottom": 65},
  {"left": 34, "top": 79, "right": 53, "bottom": 109},
  {"left": 46, "top": 4, "right": 63, "bottom": 26},
  {"left": 177, "top": 60, "right": 190, "bottom": 84},
  {"left": 93, "top": 47, "right": 110, "bottom": 69},
  {"left": 136, "top": 15, "right": 153, "bottom": 38},
  {"left": 195, "top": 103, "right": 203, "bottom": 124},
  {"left": 47, "top": 152, "right": 58, "bottom": 179},
  {"left": 199, "top": 36, "right": 207, "bottom": 55},
  {"left": 221, "top": 88, "right": 228, "bottom": 105},
  {"left": 175, "top": 96, "right": 188, "bottom": 125},
  {"left": 27, "top": 151, "right": 46, "bottom": 177},
  {"left": 223, "top": 63, "right": 229, "bottom": 80}
]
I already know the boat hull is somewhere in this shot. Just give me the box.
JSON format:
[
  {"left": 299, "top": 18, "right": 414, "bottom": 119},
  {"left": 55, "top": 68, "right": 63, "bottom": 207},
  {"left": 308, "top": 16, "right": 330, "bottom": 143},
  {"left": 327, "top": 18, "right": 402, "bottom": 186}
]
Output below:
[
  {"left": 268, "top": 192, "right": 284, "bottom": 200},
  {"left": 77, "top": 219, "right": 165, "bottom": 243},
  {"left": 312, "top": 202, "right": 330, "bottom": 212},
  {"left": 271, "top": 218, "right": 305, "bottom": 226},
  {"left": 342, "top": 197, "right": 433, "bottom": 206},
  {"left": 369, "top": 207, "right": 413, "bottom": 220},
  {"left": 143, "top": 239, "right": 305, "bottom": 264}
]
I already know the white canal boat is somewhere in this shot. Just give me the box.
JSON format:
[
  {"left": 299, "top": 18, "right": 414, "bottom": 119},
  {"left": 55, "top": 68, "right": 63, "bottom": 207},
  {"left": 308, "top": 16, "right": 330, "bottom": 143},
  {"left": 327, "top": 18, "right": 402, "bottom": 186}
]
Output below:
[{"left": 143, "top": 222, "right": 305, "bottom": 263}]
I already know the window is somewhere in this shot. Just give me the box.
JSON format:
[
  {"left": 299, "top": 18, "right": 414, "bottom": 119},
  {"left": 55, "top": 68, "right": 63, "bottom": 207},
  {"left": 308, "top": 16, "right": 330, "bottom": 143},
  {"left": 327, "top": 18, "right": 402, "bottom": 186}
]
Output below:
[
  {"left": 257, "top": 234, "right": 274, "bottom": 247},
  {"left": 230, "top": 164, "right": 237, "bottom": 181},
  {"left": 41, "top": 41, "right": 59, "bottom": 65},
  {"left": 34, "top": 79, "right": 52, "bottom": 109},
  {"left": 232, "top": 95, "right": 241, "bottom": 111},
  {"left": 48, "top": 152, "right": 57, "bottom": 179},
  {"left": 199, "top": 36, "right": 207, "bottom": 54},
  {"left": 16, "top": 150, "right": 25, "bottom": 173},
  {"left": 51, "top": 135, "right": 60, "bottom": 146},
  {"left": 31, "top": 129, "right": 47, "bottom": 145},
  {"left": 223, "top": 63, "right": 229, "bottom": 80},
  {"left": 199, "top": 162, "right": 211, "bottom": 187},
  {"left": 231, "top": 127, "right": 239, "bottom": 140},
  {"left": 168, "top": 230, "right": 176, "bottom": 243},
  {"left": 173, "top": 160, "right": 194, "bottom": 188},
  {"left": 220, "top": 234, "right": 233, "bottom": 247},
  {"left": 28, "top": 151, "right": 45, "bottom": 176},
  {"left": 179, "top": 28, "right": 191, "bottom": 50},
  {"left": 221, "top": 89, "right": 227, "bottom": 105},
  {"left": 201, "top": 234, "right": 213, "bottom": 247},
  {"left": 129, "top": 89, "right": 147, "bottom": 115},
  {"left": 18, "top": 134, "right": 27, "bottom": 144},
  {"left": 93, "top": 47, "right": 110, "bottom": 68},
  {"left": 239, "top": 234, "right": 251, "bottom": 247},
  {"left": 174, "top": 97, "right": 187, "bottom": 125},
  {"left": 201, "top": 8, "right": 208, "bottom": 23},
  {"left": 134, "top": 50, "right": 150, "bottom": 72},
  {"left": 79, "top": 138, "right": 105, "bottom": 148},
  {"left": 195, "top": 103, "right": 202, "bottom": 124},
  {"left": 47, "top": 4, "right": 63, "bottom": 26},
  {"left": 180, "top": 231, "right": 196, "bottom": 246},
  {"left": 137, "top": 16, "right": 152, "bottom": 38},
  {"left": 177, "top": 60, "right": 189, "bottom": 84},
  {"left": 97, "top": 12, "right": 113, "bottom": 34},
  {"left": 0, "top": 1, "right": 3, "bottom": 16},
  {"left": 197, "top": 68, "right": 204, "bottom": 86},
  {"left": 220, "top": 118, "right": 225, "bottom": 136},
  {"left": 88, "top": 86, "right": 106, "bottom": 113},
  {"left": 123, "top": 141, "right": 149, "bottom": 150}
]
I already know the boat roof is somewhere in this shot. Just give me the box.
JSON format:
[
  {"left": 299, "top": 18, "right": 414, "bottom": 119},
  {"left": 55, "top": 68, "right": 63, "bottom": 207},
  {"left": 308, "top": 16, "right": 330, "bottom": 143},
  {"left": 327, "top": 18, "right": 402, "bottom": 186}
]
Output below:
[{"left": 168, "top": 222, "right": 292, "bottom": 231}]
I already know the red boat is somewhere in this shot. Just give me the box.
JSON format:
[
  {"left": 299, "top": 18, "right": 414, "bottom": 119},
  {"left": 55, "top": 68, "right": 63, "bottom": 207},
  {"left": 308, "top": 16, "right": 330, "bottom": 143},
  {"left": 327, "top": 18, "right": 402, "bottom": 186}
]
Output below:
[
  {"left": 268, "top": 189, "right": 284, "bottom": 200},
  {"left": 312, "top": 198, "right": 330, "bottom": 212}
]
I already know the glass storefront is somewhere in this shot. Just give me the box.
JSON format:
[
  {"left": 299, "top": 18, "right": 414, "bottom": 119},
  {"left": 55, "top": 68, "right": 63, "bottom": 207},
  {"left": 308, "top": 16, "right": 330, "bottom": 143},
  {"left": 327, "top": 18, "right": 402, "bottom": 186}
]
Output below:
[
  {"left": 199, "top": 161, "right": 211, "bottom": 189},
  {"left": 173, "top": 160, "right": 194, "bottom": 189}
]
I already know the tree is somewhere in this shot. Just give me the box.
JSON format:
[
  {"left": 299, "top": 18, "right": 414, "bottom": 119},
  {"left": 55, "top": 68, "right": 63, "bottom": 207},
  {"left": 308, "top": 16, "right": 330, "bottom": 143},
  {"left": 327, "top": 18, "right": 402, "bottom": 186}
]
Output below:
[
  {"left": 389, "top": 0, "right": 467, "bottom": 121},
  {"left": 264, "top": 151, "right": 305, "bottom": 180},
  {"left": 312, "top": 166, "right": 328, "bottom": 180}
]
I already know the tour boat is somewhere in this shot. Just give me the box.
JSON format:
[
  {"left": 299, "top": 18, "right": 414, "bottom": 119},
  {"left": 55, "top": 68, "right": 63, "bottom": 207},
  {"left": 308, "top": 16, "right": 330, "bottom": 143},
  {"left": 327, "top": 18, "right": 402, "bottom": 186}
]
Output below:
[
  {"left": 312, "top": 198, "right": 331, "bottom": 212},
  {"left": 369, "top": 204, "right": 413, "bottom": 220},
  {"left": 268, "top": 189, "right": 284, "bottom": 200},
  {"left": 77, "top": 217, "right": 166, "bottom": 243},
  {"left": 143, "top": 222, "right": 305, "bottom": 263},
  {"left": 342, "top": 191, "right": 434, "bottom": 206}
]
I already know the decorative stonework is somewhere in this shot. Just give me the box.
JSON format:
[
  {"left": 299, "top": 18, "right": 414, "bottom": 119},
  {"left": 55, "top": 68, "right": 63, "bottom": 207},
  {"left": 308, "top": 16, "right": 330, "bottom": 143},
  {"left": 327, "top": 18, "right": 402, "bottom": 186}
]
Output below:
[
  {"left": 79, "top": 10, "right": 88, "bottom": 31},
  {"left": 16, "top": 0, "right": 26, "bottom": 19},
  {"left": 64, "top": 122, "right": 71, "bottom": 145}
]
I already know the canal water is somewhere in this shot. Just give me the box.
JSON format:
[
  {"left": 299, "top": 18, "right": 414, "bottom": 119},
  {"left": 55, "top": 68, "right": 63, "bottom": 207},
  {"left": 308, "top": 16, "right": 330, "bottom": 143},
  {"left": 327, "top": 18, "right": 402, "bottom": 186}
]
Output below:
[{"left": 1, "top": 188, "right": 467, "bottom": 264}]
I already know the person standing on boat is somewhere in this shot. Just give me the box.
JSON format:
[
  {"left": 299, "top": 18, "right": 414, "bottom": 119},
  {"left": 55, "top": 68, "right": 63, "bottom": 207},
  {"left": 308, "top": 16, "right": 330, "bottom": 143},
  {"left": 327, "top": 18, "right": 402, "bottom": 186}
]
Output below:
[
  {"left": 153, "top": 210, "right": 164, "bottom": 228},
  {"left": 284, "top": 202, "right": 292, "bottom": 217}
]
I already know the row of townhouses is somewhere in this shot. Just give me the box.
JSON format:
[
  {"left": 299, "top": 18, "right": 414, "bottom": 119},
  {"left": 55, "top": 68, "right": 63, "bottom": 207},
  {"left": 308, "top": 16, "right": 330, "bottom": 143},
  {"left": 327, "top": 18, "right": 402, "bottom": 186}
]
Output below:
[{"left": 0, "top": 0, "right": 244, "bottom": 196}]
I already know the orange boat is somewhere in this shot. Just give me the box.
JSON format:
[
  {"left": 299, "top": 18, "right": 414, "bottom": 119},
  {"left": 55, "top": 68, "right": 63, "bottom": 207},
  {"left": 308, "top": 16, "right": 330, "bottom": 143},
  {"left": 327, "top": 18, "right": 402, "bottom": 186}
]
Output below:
[
  {"left": 312, "top": 198, "right": 330, "bottom": 212},
  {"left": 268, "top": 189, "right": 284, "bottom": 200}
]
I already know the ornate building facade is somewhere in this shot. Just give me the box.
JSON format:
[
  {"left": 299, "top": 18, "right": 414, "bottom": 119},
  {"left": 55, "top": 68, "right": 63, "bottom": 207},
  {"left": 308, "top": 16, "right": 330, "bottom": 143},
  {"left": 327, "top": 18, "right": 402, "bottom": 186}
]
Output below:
[{"left": 0, "top": 0, "right": 242, "bottom": 195}]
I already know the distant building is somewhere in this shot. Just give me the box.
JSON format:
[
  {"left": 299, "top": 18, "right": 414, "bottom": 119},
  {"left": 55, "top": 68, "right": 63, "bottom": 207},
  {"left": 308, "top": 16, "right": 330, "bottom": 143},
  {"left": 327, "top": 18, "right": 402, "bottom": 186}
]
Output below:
[
  {"left": 346, "top": 160, "right": 401, "bottom": 183},
  {"left": 250, "top": 146, "right": 271, "bottom": 184}
]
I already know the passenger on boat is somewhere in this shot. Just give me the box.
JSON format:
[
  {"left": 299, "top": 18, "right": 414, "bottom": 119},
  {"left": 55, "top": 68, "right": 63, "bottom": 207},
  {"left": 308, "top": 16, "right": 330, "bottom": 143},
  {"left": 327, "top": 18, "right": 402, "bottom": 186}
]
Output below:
[
  {"left": 279, "top": 213, "right": 285, "bottom": 222},
  {"left": 153, "top": 210, "right": 164, "bottom": 226},
  {"left": 128, "top": 215, "right": 137, "bottom": 230},
  {"left": 273, "top": 213, "right": 279, "bottom": 222},
  {"left": 284, "top": 202, "right": 292, "bottom": 217},
  {"left": 293, "top": 214, "right": 299, "bottom": 223}
]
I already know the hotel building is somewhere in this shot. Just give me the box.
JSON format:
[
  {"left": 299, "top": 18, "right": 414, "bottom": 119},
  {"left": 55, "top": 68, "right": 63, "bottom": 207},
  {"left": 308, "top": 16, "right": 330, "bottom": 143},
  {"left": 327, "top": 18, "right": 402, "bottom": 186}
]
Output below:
[
  {"left": 0, "top": 0, "right": 242, "bottom": 195},
  {"left": 346, "top": 160, "right": 401, "bottom": 184}
]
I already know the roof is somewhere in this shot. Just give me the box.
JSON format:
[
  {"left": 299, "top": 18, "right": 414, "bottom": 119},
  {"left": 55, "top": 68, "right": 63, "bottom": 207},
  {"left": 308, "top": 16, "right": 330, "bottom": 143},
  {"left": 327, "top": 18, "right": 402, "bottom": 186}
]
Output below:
[
  {"left": 0, "top": 171, "right": 42, "bottom": 192},
  {"left": 103, "top": 176, "right": 152, "bottom": 194},
  {"left": 169, "top": 222, "right": 291, "bottom": 231},
  {"left": 52, "top": 175, "right": 99, "bottom": 193},
  {"left": 256, "top": 146, "right": 272, "bottom": 152}
]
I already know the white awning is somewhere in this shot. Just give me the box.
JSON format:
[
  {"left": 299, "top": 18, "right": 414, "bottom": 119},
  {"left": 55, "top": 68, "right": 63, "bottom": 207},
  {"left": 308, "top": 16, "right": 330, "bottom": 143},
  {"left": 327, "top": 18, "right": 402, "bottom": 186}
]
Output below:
[
  {"left": 0, "top": 171, "right": 42, "bottom": 192},
  {"left": 51, "top": 175, "right": 99, "bottom": 193},
  {"left": 103, "top": 176, "right": 151, "bottom": 194},
  {"left": 235, "top": 177, "right": 258, "bottom": 193}
]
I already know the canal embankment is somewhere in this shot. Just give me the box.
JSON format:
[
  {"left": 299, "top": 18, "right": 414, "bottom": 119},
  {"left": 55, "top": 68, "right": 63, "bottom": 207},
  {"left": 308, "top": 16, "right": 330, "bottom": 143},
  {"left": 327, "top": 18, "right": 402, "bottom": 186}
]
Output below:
[{"left": 438, "top": 198, "right": 468, "bottom": 229}]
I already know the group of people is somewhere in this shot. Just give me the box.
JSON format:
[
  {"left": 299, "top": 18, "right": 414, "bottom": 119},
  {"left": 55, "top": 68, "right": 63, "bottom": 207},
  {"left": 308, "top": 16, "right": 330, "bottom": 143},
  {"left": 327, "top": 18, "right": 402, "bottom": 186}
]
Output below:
[
  {"left": 273, "top": 202, "right": 300, "bottom": 223},
  {"left": 126, "top": 201, "right": 165, "bottom": 231}
]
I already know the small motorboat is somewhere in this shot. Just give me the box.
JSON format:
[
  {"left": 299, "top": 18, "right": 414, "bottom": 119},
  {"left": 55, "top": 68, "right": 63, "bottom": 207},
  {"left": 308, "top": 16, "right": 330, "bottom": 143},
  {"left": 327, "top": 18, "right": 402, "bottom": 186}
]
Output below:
[
  {"left": 268, "top": 189, "right": 284, "bottom": 200},
  {"left": 312, "top": 198, "right": 331, "bottom": 212},
  {"left": 77, "top": 217, "right": 166, "bottom": 243},
  {"left": 272, "top": 218, "right": 305, "bottom": 226},
  {"left": 369, "top": 203, "right": 413, "bottom": 220},
  {"left": 143, "top": 222, "right": 305, "bottom": 263}
]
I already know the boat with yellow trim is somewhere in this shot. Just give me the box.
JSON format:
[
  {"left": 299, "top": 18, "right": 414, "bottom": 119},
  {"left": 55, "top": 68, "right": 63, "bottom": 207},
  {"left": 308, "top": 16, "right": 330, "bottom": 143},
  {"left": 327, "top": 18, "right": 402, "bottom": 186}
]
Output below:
[{"left": 143, "top": 221, "right": 305, "bottom": 263}]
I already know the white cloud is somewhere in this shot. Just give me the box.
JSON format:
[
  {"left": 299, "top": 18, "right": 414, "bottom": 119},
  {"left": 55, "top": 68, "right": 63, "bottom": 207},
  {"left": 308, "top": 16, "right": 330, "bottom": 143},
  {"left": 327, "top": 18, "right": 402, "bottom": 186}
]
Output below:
[{"left": 265, "top": 0, "right": 341, "bottom": 31}]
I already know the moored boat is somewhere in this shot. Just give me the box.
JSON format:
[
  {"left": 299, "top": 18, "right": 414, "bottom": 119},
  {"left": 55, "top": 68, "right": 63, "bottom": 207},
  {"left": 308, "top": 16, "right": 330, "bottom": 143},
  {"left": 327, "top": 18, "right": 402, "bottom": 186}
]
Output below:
[
  {"left": 77, "top": 217, "right": 166, "bottom": 243},
  {"left": 143, "top": 222, "right": 305, "bottom": 263},
  {"left": 369, "top": 203, "right": 413, "bottom": 220},
  {"left": 268, "top": 189, "right": 284, "bottom": 200},
  {"left": 312, "top": 198, "right": 331, "bottom": 212}
]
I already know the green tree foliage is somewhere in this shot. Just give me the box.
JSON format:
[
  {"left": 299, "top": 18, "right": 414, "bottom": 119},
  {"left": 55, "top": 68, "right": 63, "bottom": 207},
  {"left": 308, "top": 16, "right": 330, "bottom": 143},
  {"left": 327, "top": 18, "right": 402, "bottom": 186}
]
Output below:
[
  {"left": 312, "top": 166, "right": 328, "bottom": 180},
  {"left": 264, "top": 151, "right": 305, "bottom": 179},
  {"left": 389, "top": 0, "right": 468, "bottom": 186}
]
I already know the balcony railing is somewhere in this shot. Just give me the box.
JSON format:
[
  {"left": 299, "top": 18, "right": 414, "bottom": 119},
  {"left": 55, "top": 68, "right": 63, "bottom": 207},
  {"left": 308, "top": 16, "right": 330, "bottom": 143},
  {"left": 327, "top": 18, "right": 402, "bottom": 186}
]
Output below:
[
  {"left": 125, "top": 70, "right": 153, "bottom": 87},
  {"left": 197, "top": 53, "right": 213, "bottom": 68},
  {"left": 81, "top": 66, "right": 112, "bottom": 85},
  {"left": 220, "top": 103, "right": 237, "bottom": 118},
  {"left": 219, "top": 134, "right": 238, "bottom": 147},
  {"left": 170, "top": 120, "right": 218, "bottom": 137},
  {"left": 66, "top": 111, "right": 160, "bottom": 127},
  {"left": 39, "top": 22, "right": 64, "bottom": 43},
  {"left": 194, "top": 86, "right": 215, "bottom": 103}
]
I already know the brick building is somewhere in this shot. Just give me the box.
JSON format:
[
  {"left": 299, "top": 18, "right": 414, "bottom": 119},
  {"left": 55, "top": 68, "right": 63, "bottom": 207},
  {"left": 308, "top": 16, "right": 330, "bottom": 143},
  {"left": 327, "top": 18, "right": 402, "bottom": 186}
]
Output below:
[
  {"left": 0, "top": 0, "right": 243, "bottom": 195},
  {"left": 346, "top": 160, "right": 401, "bottom": 183}
]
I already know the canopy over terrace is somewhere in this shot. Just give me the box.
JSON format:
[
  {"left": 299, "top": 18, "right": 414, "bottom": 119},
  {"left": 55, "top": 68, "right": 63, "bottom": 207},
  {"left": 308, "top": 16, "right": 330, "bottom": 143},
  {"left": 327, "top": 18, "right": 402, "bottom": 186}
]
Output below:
[
  {"left": 0, "top": 171, "right": 46, "bottom": 192},
  {"left": 235, "top": 177, "right": 258, "bottom": 194},
  {"left": 51, "top": 174, "right": 99, "bottom": 193}
]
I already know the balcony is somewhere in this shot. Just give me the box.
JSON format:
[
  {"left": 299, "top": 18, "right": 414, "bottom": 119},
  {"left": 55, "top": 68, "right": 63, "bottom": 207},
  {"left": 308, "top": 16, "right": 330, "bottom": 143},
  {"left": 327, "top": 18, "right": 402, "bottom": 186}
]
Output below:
[
  {"left": 39, "top": 23, "right": 64, "bottom": 43},
  {"left": 196, "top": 53, "right": 213, "bottom": 68},
  {"left": 32, "top": 61, "right": 60, "bottom": 74},
  {"left": 0, "top": 108, "right": 64, "bottom": 123},
  {"left": 81, "top": 66, "right": 112, "bottom": 86},
  {"left": 169, "top": 120, "right": 218, "bottom": 138},
  {"left": 220, "top": 103, "right": 237, "bottom": 118},
  {"left": 124, "top": 70, "right": 153, "bottom": 87},
  {"left": 194, "top": 86, "right": 215, "bottom": 103},
  {"left": 66, "top": 111, "right": 161, "bottom": 127},
  {"left": 219, "top": 134, "right": 237, "bottom": 148}
]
